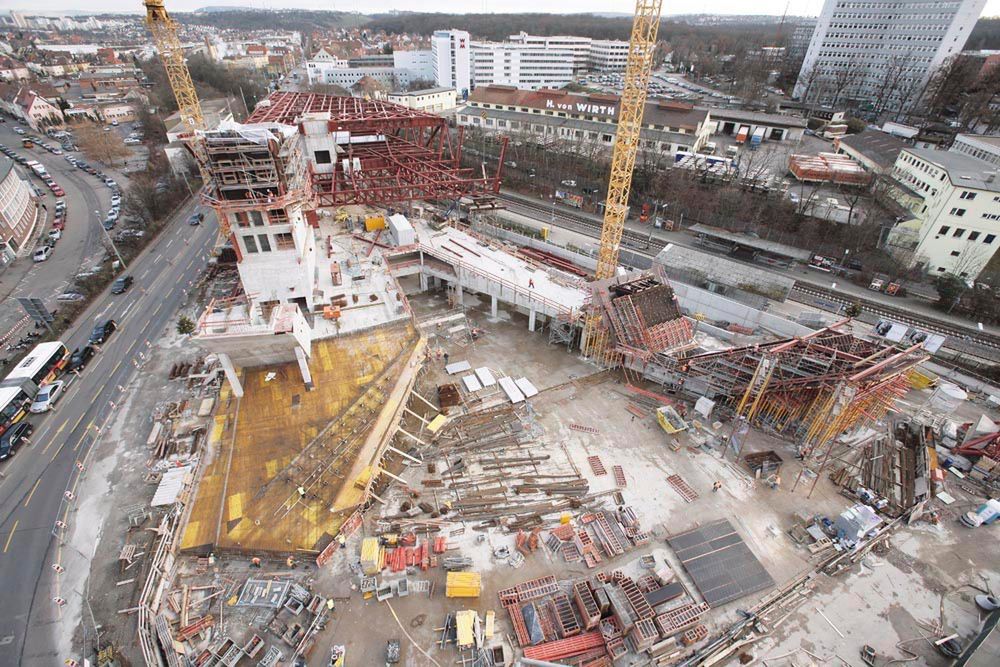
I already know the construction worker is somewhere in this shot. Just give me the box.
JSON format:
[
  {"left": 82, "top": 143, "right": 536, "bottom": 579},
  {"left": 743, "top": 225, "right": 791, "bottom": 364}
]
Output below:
[
  {"left": 443, "top": 352, "right": 450, "bottom": 367},
  {"left": 712, "top": 480, "right": 722, "bottom": 493},
  {"left": 528, "top": 278, "right": 535, "bottom": 289},
  {"left": 770, "top": 474, "right": 781, "bottom": 490},
  {"left": 251, "top": 557, "right": 262, "bottom": 568},
  {"left": 286, "top": 556, "right": 296, "bottom": 569}
]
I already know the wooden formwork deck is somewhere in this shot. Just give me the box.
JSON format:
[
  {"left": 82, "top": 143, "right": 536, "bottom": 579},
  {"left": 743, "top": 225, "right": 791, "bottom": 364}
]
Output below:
[{"left": 182, "top": 322, "right": 419, "bottom": 554}]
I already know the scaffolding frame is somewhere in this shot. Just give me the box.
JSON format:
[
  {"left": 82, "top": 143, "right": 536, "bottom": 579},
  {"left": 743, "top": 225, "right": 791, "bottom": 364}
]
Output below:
[{"left": 680, "top": 322, "right": 927, "bottom": 496}]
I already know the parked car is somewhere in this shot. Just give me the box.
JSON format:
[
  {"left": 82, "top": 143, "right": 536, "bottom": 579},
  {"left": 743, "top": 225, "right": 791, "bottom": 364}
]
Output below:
[
  {"left": 67, "top": 345, "right": 95, "bottom": 372},
  {"left": 33, "top": 246, "right": 52, "bottom": 262},
  {"left": 0, "top": 421, "right": 33, "bottom": 460},
  {"left": 29, "top": 380, "right": 65, "bottom": 413},
  {"left": 56, "top": 291, "right": 84, "bottom": 302},
  {"left": 111, "top": 275, "right": 133, "bottom": 294},
  {"left": 560, "top": 179, "right": 577, "bottom": 187},
  {"left": 89, "top": 319, "right": 117, "bottom": 344},
  {"left": 47, "top": 229, "right": 61, "bottom": 241}
]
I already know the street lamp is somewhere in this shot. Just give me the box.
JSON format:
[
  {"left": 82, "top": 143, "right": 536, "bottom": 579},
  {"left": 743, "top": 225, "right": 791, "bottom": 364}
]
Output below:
[{"left": 94, "top": 209, "right": 127, "bottom": 270}]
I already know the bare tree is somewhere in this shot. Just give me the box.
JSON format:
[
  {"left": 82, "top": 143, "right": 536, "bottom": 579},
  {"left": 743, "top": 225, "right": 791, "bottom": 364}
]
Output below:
[{"left": 75, "top": 122, "right": 130, "bottom": 166}]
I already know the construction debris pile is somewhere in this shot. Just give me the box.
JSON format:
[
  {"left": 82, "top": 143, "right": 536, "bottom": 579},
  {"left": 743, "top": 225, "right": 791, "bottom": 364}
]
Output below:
[
  {"left": 830, "top": 420, "right": 932, "bottom": 517},
  {"left": 415, "top": 404, "right": 620, "bottom": 530}
]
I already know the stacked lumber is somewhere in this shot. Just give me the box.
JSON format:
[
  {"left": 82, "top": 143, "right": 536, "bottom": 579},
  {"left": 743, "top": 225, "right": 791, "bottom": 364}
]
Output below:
[
  {"left": 360, "top": 537, "right": 383, "bottom": 575},
  {"left": 446, "top": 572, "right": 482, "bottom": 598}
]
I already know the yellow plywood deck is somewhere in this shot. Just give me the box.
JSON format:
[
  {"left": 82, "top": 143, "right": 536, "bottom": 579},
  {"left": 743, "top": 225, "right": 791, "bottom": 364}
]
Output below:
[{"left": 182, "top": 321, "right": 419, "bottom": 554}]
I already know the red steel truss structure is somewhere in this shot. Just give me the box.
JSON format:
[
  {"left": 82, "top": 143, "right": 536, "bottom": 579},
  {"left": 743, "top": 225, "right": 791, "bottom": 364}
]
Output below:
[{"left": 243, "top": 92, "right": 504, "bottom": 206}]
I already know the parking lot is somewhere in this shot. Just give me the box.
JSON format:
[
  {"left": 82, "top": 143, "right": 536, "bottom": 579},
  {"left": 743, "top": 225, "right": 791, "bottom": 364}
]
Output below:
[{"left": 0, "top": 119, "right": 130, "bottom": 351}]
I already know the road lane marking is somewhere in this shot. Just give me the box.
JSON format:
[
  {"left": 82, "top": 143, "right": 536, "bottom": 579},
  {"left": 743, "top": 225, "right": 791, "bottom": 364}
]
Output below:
[
  {"left": 23, "top": 479, "right": 41, "bottom": 507},
  {"left": 111, "top": 360, "right": 122, "bottom": 376},
  {"left": 53, "top": 418, "right": 68, "bottom": 438},
  {"left": 121, "top": 302, "right": 135, "bottom": 319},
  {"left": 50, "top": 440, "right": 66, "bottom": 461},
  {"left": 71, "top": 412, "right": 86, "bottom": 433},
  {"left": 3, "top": 520, "right": 17, "bottom": 553},
  {"left": 140, "top": 268, "right": 150, "bottom": 280}
]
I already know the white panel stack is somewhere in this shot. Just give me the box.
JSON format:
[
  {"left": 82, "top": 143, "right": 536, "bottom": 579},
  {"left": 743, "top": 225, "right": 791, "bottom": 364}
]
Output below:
[
  {"left": 462, "top": 374, "right": 483, "bottom": 392},
  {"left": 445, "top": 360, "right": 472, "bottom": 375},
  {"left": 474, "top": 367, "right": 497, "bottom": 387},
  {"left": 498, "top": 377, "right": 526, "bottom": 403},
  {"left": 514, "top": 377, "right": 538, "bottom": 398}
]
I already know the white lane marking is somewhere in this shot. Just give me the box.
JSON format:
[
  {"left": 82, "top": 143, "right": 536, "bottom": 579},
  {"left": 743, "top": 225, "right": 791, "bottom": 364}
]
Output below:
[{"left": 121, "top": 302, "right": 135, "bottom": 319}]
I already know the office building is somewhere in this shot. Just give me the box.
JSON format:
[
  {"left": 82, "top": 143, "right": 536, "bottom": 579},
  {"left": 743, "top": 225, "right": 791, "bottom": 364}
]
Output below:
[
  {"left": 432, "top": 29, "right": 630, "bottom": 93},
  {"left": 0, "top": 156, "right": 38, "bottom": 263},
  {"left": 885, "top": 147, "right": 1000, "bottom": 278},
  {"left": 432, "top": 29, "right": 473, "bottom": 98},
  {"left": 793, "top": 0, "right": 987, "bottom": 115}
]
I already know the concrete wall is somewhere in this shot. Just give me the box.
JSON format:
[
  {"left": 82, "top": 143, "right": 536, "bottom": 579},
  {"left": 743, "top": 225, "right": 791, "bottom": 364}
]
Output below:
[{"left": 672, "top": 282, "right": 813, "bottom": 339}]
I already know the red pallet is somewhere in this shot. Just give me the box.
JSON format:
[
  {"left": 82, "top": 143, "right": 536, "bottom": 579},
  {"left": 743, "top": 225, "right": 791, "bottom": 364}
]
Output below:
[
  {"left": 666, "top": 474, "right": 699, "bottom": 502},
  {"left": 612, "top": 465, "right": 627, "bottom": 487},
  {"left": 587, "top": 455, "right": 608, "bottom": 476},
  {"left": 523, "top": 631, "right": 605, "bottom": 661}
]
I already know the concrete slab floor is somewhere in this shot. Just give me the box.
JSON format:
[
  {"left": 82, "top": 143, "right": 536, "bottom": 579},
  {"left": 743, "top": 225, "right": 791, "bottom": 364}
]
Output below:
[
  {"left": 299, "top": 288, "right": 999, "bottom": 667},
  {"left": 77, "top": 281, "right": 998, "bottom": 666}
]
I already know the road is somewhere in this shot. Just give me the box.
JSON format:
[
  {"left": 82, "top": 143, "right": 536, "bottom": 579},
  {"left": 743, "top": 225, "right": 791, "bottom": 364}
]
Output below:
[
  {"left": 0, "top": 122, "right": 113, "bottom": 339},
  {"left": 0, "top": 196, "right": 215, "bottom": 666}
]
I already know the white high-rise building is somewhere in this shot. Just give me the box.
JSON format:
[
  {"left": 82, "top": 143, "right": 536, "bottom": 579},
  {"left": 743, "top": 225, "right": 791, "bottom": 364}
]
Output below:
[
  {"left": 793, "top": 0, "right": 987, "bottom": 116},
  {"left": 432, "top": 29, "right": 472, "bottom": 98},
  {"left": 433, "top": 29, "right": 630, "bottom": 93}
]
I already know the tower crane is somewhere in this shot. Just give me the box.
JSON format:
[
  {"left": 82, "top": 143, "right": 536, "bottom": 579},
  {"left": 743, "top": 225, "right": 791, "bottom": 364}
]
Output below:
[
  {"left": 143, "top": 0, "right": 204, "bottom": 131},
  {"left": 581, "top": 0, "right": 664, "bottom": 362},
  {"left": 143, "top": 0, "right": 222, "bottom": 230}
]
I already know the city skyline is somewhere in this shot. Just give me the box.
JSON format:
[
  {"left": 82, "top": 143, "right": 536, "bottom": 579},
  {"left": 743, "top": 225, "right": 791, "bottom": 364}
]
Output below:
[{"left": 6, "top": 1, "right": 997, "bottom": 19}]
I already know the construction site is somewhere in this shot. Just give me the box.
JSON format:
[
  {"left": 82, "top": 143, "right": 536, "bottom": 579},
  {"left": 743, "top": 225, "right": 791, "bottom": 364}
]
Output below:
[{"left": 70, "top": 2, "right": 1000, "bottom": 667}]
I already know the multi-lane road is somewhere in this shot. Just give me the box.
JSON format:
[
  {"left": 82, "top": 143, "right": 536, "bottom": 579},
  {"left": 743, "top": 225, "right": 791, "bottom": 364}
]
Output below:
[{"left": 0, "top": 193, "right": 215, "bottom": 665}]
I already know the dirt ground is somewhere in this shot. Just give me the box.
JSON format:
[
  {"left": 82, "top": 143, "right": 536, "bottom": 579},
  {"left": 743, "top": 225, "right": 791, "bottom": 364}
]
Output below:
[{"left": 76, "top": 279, "right": 1000, "bottom": 667}]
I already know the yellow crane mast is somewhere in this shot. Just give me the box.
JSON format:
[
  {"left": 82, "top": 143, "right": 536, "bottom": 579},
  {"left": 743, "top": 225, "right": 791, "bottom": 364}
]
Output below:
[
  {"left": 143, "top": 0, "right": 204, "bottom": 131},
  {"left": 582, "top": 0, "right": 664, "bottom": 362}
]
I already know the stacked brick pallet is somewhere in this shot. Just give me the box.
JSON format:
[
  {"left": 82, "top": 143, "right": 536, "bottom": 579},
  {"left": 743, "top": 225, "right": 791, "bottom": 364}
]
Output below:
[{"left": 655, "top": 601, "right": 710, "bottom": 636}]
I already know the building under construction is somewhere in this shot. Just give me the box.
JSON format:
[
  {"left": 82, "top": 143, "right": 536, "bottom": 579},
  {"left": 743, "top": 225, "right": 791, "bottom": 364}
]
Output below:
[{"left": 181, "top": 92, "right": 504, "bottom": 555}]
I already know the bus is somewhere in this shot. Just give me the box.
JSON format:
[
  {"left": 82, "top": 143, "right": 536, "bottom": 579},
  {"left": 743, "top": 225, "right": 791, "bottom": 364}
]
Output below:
[
  {"left": 0, "top": 386, "right": 32, "bottom": 435},
  {"left": 5, "top": 341, "right": 70, "bottom": 389},
  {"left": 0, "top": 341, "right": 69, "bottom": 435}
]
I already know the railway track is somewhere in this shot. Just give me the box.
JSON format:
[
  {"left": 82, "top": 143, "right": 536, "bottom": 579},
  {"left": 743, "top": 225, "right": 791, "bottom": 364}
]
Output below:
[
  {"left": 792, "top": 284, "right": 1000, "bottom": 353},
  {"left": 499, "top": 194, "right": 665, "bottom": 252},
  {"left": 497, "top": 192, "right": 1000, "bottom": 356}
]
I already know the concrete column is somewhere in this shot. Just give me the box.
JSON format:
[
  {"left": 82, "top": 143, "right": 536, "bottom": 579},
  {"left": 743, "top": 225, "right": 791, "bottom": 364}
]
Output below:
[
  {"left": 528, "top": 307, "right": 536, "bottom": 332},
  {"left": 295, "top": 346, "right": 314, "bottom": 390},
  {"left": 218, "top": 352, "right": 244, "bottom": 398},
  {"left": 455, "top": 279, "right": 464, "bottom": 306},
  {"left": 491, "top": 294, "right": 498, "bottom": 318},
  {"left": 419, "top": 271, "right": 428, "bottom": 292}
]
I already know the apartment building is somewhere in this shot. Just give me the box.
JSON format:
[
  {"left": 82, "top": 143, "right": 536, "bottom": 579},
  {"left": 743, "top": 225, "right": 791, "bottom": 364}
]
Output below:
[
  {"left": 886, "top": 147, "right": 1000, "bottom": 278},
  {"left": 793, "top": 0, "right": 987, "bottom": 116},
  {"left": 0, "top": 156, "right": 37, "bottom": 262},
  {"left": 457, "top": 85, "right": 711, "bottom": 159},
  {"left": 432, "top": 29, "right": 630, "bottom": 93}
]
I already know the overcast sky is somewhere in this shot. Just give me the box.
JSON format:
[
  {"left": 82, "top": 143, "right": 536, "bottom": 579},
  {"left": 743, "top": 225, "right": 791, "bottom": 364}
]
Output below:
[{"left": 5, "top": 0, "right": 1000, "bottom": 17}]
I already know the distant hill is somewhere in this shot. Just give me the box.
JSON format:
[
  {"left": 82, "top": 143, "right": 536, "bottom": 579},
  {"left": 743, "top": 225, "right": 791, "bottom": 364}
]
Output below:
[{"left": 179, "top": 9, "right": 366, "bottom": 32}]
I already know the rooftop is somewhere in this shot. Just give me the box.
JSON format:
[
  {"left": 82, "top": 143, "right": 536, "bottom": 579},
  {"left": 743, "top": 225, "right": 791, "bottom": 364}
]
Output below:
[
  {"left": 246, "top": 90, "right": 445, "bottom": 128},
  {"left": 905, "top": 147, "right": 1000, "bottom": 193},
  {"left": 956, "top": 133, "right": 1000, "bottom": 149},
  {"left": 703, "top": 107, "right": 808, "bottom": 129},
  {"left": 390, "top": 86, "right": 455, "bottom": 97},
  {"left": 839, "top": 130, "right": 909, "bottom": 170}
]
